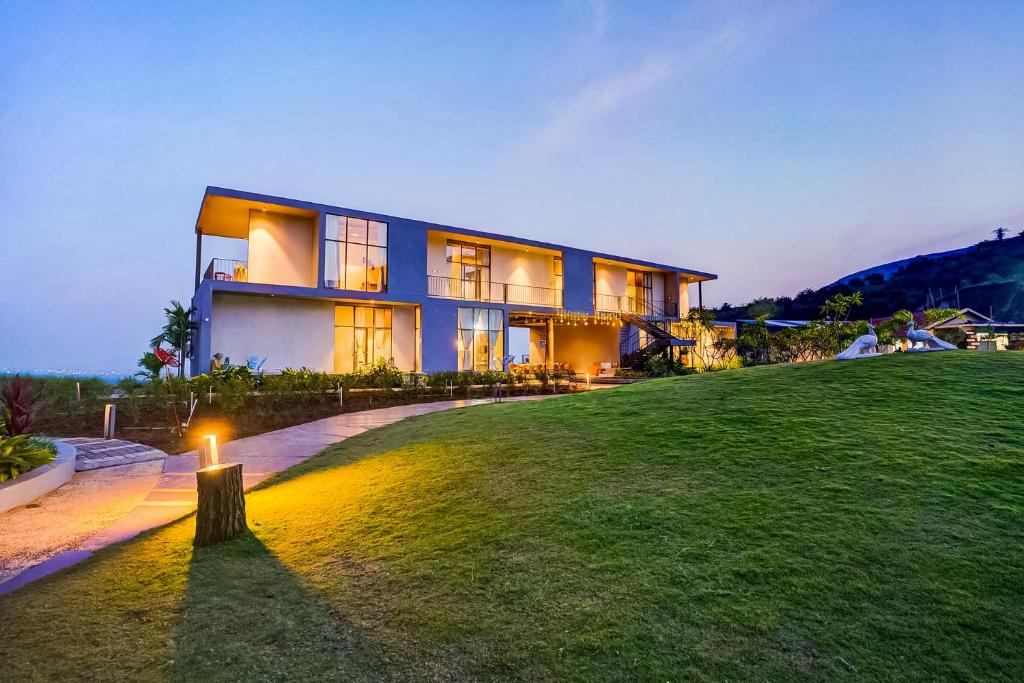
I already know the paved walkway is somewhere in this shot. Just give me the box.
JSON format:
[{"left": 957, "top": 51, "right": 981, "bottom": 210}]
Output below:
[
  {"left": 0, "top": 394, "right": 556, "bottom": 593},
  {"left": 63, "top": 437, "right": 168, "bottom": 471}
]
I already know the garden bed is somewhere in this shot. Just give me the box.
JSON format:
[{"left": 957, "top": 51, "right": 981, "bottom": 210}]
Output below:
[
  {"left": 0, "top": 440, "right": 76, "bottom": 514},
  {"left": 31, "top": 383, "right": 580, "bottom": 454}
]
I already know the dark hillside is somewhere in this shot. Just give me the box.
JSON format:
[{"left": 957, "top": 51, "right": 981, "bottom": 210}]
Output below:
[{"left": 719, "top": 233, "right": 1024, "bottom": 321}]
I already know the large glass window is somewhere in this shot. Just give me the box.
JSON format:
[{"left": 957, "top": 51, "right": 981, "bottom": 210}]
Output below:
[
  {"left": 446, "top": 240, "right": 491, "bottom": 300},
  {"left": 626, "top": 269, "right": 652, "bottom": 313},
  {"left": 457, "top": 307, "right": 503, "bottom": 371},
  {"left": 334, "top": 305, "right": 392, "bottom": 373},
  {"left": 324, "top": 215, "right": 388, "bottom": 292}
]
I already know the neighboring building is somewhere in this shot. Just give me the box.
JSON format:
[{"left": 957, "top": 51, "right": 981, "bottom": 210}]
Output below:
[
  {"left": 189, "top": 187, "right": 719, "bottom": 376},
  {"left": 925, "top": 308, "right": 1024, "bottom": 351},
  {"left": 734, "top": 319, "right": 811, "bottom": 333}
]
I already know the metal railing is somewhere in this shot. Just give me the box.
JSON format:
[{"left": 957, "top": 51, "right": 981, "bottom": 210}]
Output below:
[
  {"left": 427, "top": 275, "right": 562, "bottom": 307},
  {"left": 504, "top": 282, "right": 562, "bottom": 307},
  {"left": 204, "top": 258, "right": 248, "bottom": 282},
  {"left": 594, "top": 294, "right": 676, "bottom": 317}
]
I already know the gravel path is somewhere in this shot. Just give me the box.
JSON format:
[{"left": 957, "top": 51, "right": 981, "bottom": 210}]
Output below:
[{"left": 0, "top": 460, "right": 164, "bottom": 583}]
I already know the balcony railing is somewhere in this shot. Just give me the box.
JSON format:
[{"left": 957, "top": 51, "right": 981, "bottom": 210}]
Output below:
[
  {"left": 204, "top": 258, "right": 248, "bottom": 282},
  {"left": 594, "top": 294, "right": 677, "bottom": 317},
  {"left": 427, "top": 275, "right": 562, "bottom": 307}
]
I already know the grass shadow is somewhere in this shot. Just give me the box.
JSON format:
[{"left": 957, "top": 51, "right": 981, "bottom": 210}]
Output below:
[{"left": 171, "top": 530, "right": 392, "bottom": 682}]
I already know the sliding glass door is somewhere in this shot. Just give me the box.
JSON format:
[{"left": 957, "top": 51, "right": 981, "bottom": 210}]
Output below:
[
  {"left": 626, "top": 270, "right": 653, "bottom": 314},
  {"left": 446, "top": 240, "right": 491, "bottom": 301},
  {"left": 457, "top": 307, "right": 503, "bottom": 371},
  {"left": 334, "top": 305, "right": 393, "bottom": 373}
]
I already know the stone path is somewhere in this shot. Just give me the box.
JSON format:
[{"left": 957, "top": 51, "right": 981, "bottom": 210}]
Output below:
[
  {"left": 63, "top": 437, "right": 168, "bottom": 471},
  {"left": 0, "top": 394, "right": 559, "bottom": 594}
]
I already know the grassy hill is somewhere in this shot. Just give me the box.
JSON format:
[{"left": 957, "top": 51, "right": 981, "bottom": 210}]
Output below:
[{"left": 2, "top": 353, "right": 1023, "bottom": 680}]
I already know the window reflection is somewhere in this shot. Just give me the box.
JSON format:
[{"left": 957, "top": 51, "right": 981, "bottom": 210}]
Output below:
[{"left": 324, "top": 215, "right": 388, "bottom": 292}]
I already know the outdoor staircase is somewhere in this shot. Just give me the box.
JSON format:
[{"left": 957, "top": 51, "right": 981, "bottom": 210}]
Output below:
[{"left": 618, "top": 309, "right": 694, "bottom": 368}]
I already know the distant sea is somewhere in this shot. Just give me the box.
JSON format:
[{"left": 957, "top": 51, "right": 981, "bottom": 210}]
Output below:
[{"left": 0, "top": 369, "right": 129, "bottom": 384}]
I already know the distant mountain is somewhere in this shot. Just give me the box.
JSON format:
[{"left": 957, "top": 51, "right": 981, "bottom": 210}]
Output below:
[
  {"left": 828, "top": 245, "right": 974, "bottom": 289},
  {"left": 718, "top": 233, "right": 1024, "bottom": 322}
]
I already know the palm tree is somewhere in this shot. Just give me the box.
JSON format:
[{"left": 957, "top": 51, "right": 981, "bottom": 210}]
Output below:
[{"left": 151, "top": 300, "right": 198, "bottom": 379}]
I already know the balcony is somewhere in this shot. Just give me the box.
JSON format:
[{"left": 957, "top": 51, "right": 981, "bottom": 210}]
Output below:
[
  {"left": 427, "top": 275, "right": 562, "bottom": 307},
  {"left": 594, "top": 294, "right": 677, "bottom": 317},
  {"left": 203, "top": 258, "right": 248, "bottom": 282}
]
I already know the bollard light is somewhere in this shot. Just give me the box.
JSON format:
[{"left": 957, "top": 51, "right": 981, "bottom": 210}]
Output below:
[
  {"left": 199, "top": 434, "right": 220, "bottom": 470},
  {"left": 103, "top": 404, "right": 117, "bottom": 439}
]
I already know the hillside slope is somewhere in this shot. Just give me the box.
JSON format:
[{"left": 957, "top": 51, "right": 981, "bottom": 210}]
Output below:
[
  {"left": 720, "top": 234, "right": 1024, "bottom": 321},
  {"left": 1, "top": 353, "right": 1023, "bottom": 680}
]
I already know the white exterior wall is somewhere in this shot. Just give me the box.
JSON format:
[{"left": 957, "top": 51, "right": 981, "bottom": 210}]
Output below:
[
  {"left": 491, "top": 245, "right": 554, "bottom": 288},
  {"left": 212, "top": 294, "right": 334, "bottom": 372},
  {"left": 594, "top": 264, "right": 627, "bottom": 299},
  {"left": 247, "top": 210, "right": 318, "bottom": 287},
  {"left": 426, "top": 231, "right": 448, "bottom": 278},
  {"left": 680, "top": 282, "right": 691, "bottom": 316}
]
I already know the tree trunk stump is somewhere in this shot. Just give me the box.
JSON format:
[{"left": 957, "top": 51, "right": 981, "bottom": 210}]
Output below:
[{"left": 194, "top": 463, "right": 248, "bottom": 547}]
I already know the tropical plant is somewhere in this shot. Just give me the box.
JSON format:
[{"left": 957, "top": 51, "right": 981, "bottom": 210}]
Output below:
[
  {"left": 1, "top": 375, "right": 39, "bottom": 436},
  {"left": 676, "top": 308, "right": 733, "bottom": 371},
  {"left": 136, "top": 351, "right": 167, "bottom": 381},
  {"left": 644, "top": 354, "right": 693, "bottom": 377},
  {"left": 151, "top": 300, "right": 198, "bottom": 379},
  {"left": 0, "top": 434, "right": 56, "bottom": 482}
]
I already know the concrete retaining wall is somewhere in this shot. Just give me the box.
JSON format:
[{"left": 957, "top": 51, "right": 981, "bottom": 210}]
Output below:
[{"left": 0, "top": 440, "right": 76, "bottom": 514}]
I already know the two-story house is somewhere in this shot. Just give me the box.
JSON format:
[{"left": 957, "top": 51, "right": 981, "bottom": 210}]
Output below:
[{"left": 189, "top": 187, "right": 719, "bottom": 376}]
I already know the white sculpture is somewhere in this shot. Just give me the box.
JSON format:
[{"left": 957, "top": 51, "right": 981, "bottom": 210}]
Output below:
[
  {"left": 905, "top": 321, "right": 957, "bottom": 351},
  {"left": 836, "top": 323, "right": 879, "bottom": 360}
]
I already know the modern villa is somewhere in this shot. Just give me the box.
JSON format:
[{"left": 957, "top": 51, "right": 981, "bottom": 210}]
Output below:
[{"left": 189, "top": 187, "right": 721, "bottom": 376}]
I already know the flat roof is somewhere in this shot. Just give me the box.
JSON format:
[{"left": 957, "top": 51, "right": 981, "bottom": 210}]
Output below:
[{"left": 195, "top": 186, "right": 717, "bottom": 282}]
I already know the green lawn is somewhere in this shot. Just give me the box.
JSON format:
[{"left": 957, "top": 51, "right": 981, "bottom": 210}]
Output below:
[{"left": 2, "top": 352, "right": 1023, "bottom": 681}]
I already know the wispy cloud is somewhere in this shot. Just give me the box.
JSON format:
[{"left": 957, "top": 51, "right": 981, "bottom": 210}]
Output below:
[{"left": 521, "top": 3, "right": 817, "bottom": 155}]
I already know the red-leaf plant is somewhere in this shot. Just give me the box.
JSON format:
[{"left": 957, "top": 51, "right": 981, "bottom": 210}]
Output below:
[{"left": 2, "top": 375, "right": 39, "bottom": 436}]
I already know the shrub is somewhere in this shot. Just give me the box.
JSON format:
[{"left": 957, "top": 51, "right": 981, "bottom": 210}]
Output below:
[
  {"left": 351, "top": 360, "right": 403, "bottom": 389},
  {"left": 644, "top": 355, "right": 694, "bottom": 377},
  {"left": 1, "top": 375, "right": 39, "bottom": 436},
  {"left": 213, "top": 376, "right": 251, "bottom": 415},
  {"left": 0, "top": 434, "right": 56, "bottom": 482},
  {"left": 476, "top": 370, "right": 517, "bottom": 387},
  {"left": 426, "top": 371, "right": 474, "bottom": 389}
]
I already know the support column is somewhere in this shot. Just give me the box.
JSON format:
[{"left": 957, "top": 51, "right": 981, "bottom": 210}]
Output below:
[
  {"left": 546, "top": 318, "right": 555, "bottom": 370},
  {"left": 194, "top": 231, "right": 203, "bottom": 292}
]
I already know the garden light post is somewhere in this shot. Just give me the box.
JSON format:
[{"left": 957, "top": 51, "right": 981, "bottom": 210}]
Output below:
[
  {"left": 194, "top": 433, "right": 248, "bottom": 547},
  {"left": 102, "top": 404, "right": 116, "bottom": 439}
]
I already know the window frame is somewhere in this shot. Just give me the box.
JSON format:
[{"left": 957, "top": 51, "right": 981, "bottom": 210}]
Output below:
[{"left": 325, "top": 214, "right": 388, "bottom": 293}]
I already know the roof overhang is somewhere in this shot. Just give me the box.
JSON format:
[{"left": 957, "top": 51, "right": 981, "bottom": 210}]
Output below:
[
  {"left": 431, "top": 229, "right": 562, "bottom": 256},
  {"left": 195, "top": 191, "right": 318, "bottom": 239}
]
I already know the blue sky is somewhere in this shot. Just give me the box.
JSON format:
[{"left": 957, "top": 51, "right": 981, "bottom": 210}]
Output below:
[{"left": 2, "top": 1, "right": 1023, "bottom": 373}]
